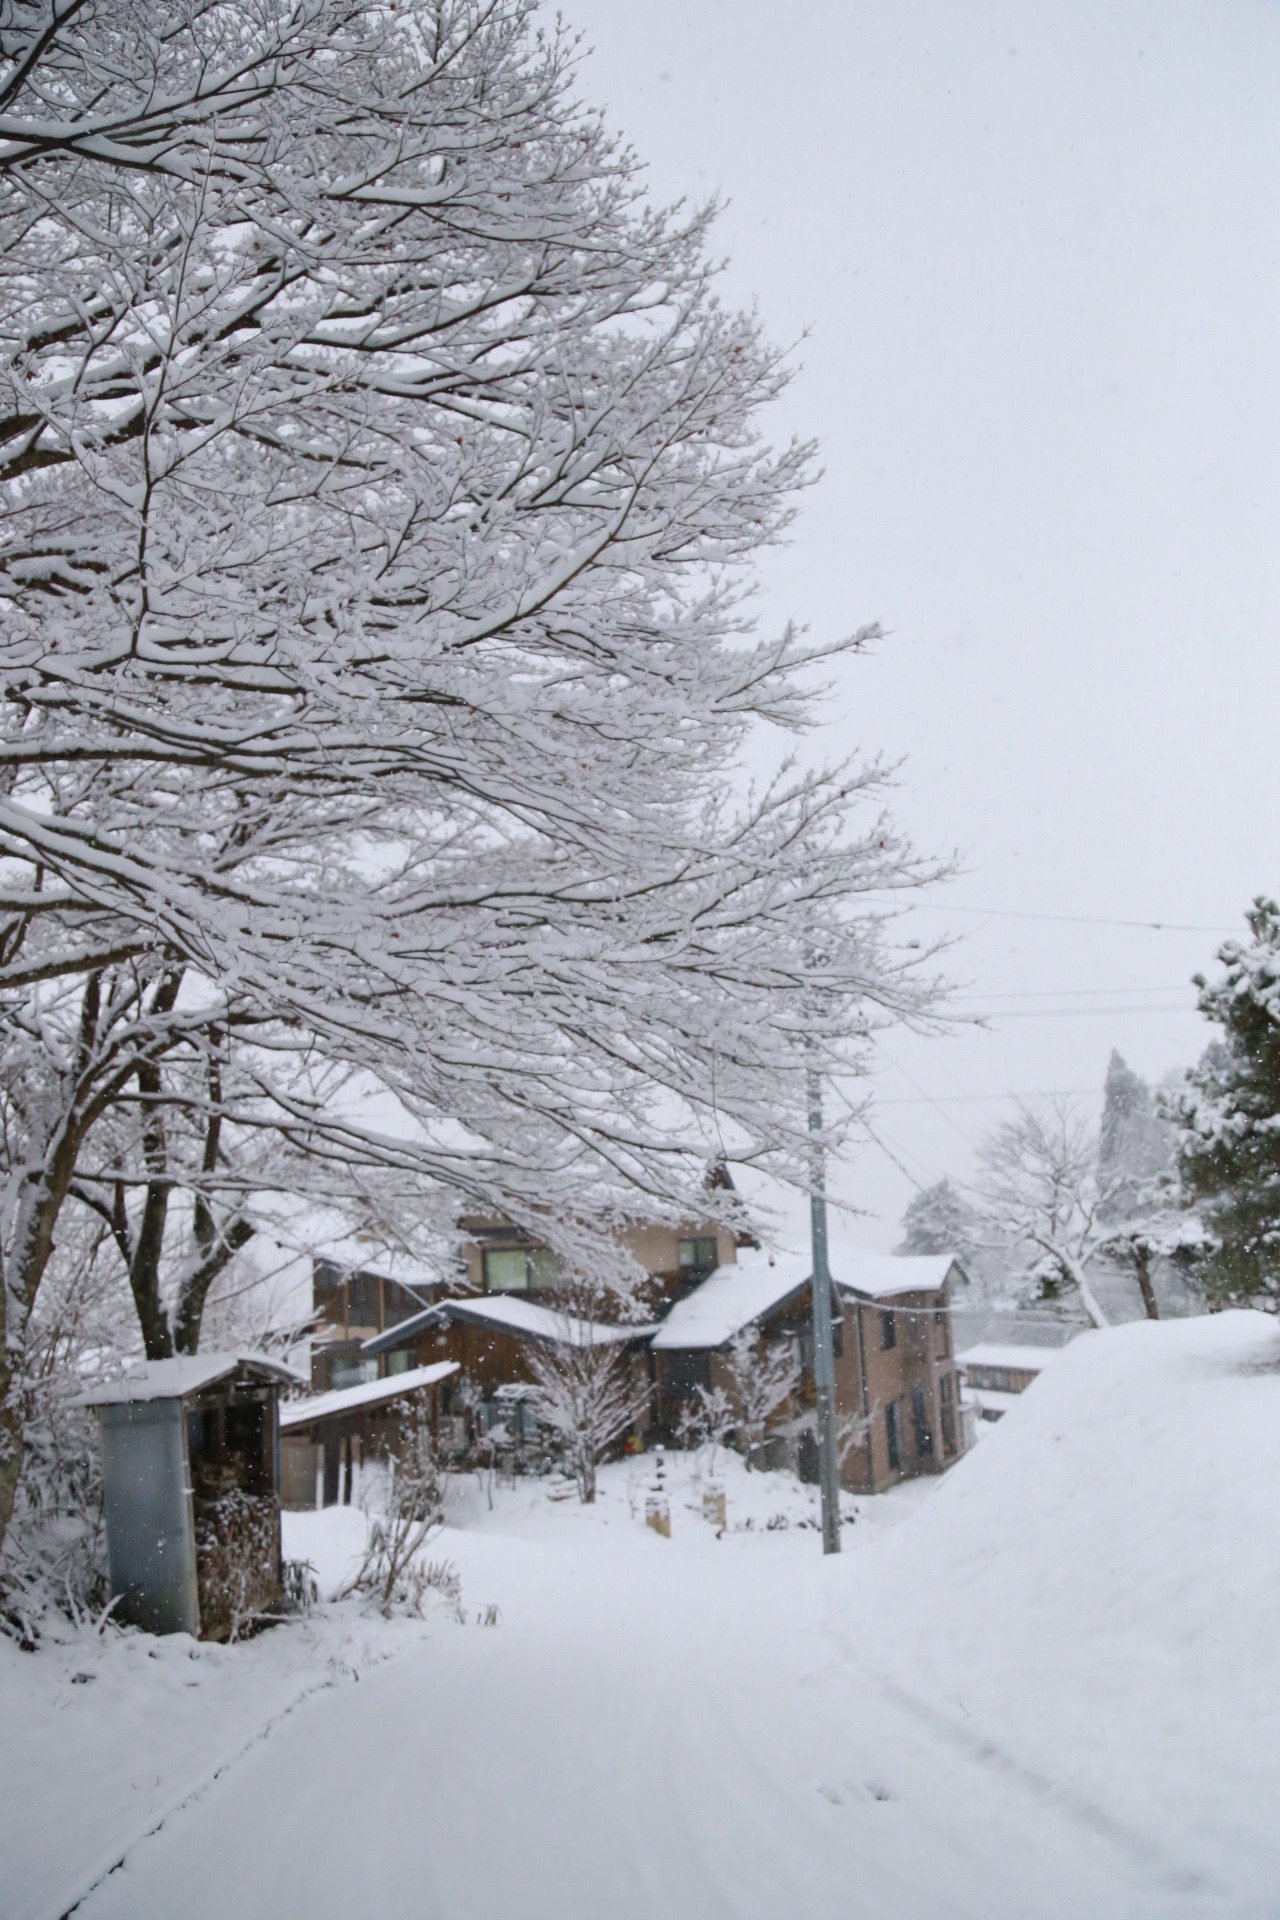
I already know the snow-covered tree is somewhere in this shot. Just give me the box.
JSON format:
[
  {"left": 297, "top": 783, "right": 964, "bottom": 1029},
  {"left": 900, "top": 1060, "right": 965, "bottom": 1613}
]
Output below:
[
  {"left": 1168, "top": 899, "right": 1280, "bottom": 1310},
  {"left": 526, "top": 1296, "right": 648, "bottom": 1504},
  {"left": 974, "top": 1099, "right": 1122, "bottom": 1329},
  {"left": 895, "top": 1178, "right": 978, "bottom": 1257},
  {"left": 725, "top": 1325, "right": 799, "bottom": 1468},
  {"left": 0, "top": 0, "right": 945, "bottom": 1548},
  {"left": 676, "top": 1382, "right": 735, "bottom": 1470}
]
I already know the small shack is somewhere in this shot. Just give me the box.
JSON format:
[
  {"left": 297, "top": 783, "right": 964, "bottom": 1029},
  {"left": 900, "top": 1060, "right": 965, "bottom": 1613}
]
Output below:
[
  {"left": 279, "top": 1359, "right": 460, "bottom": 1508},
  {"left": 957, "top": 1342, "right": 1062, "bottom": 1421},
  {"left": 79, "top": 1353, "right": 302, "bottom": 1640}
]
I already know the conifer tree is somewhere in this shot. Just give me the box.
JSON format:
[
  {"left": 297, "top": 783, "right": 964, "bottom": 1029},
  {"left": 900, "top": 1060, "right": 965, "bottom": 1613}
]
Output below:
[
  {"left": 1171, "top": 899, "right": 1280, "bottom": 1310},
  {"left": 895, "top": 1178, "right": 977, "bottom": 1257}
]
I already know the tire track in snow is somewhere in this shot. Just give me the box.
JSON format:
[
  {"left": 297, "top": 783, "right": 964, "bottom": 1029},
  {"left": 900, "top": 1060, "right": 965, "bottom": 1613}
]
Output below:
[
  {"left": 50, "top": 1655, "right": 366, "bottom": 1920},
  {"left": 847, "top": 1653, "right": 1226, "bottom": 1904}
]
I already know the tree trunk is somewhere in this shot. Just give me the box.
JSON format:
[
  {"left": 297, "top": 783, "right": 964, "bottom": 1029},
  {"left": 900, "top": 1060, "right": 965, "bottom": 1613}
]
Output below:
[
  {"left": 127, "top": 1061, "right": 176, "bottom": 1359},
  {"left": 1134, "top": 1243, "right": 1160, "bottom": 1321},
  {"left": 1054, "top": 1247, "right": 1110, "bottom": 1331},
  {"left": 1073, "top": 1269, "right": 1110, "bottom": 1331}
]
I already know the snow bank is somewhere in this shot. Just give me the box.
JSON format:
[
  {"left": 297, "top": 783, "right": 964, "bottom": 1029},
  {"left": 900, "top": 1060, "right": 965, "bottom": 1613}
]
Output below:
[{"left": 841, "top": 1310, "right": 1280, "bottom": 1903}]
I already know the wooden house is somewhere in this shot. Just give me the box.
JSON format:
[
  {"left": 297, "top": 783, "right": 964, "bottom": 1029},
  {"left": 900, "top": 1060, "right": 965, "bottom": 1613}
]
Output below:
[
  {"left": 310, "top": 1213, "right": 742, "bottom": 1444},
  {"left": 304, "top": 1216, "right": 968, "bottom": 1495},
  {"left": 652, "top": 1248, "right": 970, "bottom": 1493}
]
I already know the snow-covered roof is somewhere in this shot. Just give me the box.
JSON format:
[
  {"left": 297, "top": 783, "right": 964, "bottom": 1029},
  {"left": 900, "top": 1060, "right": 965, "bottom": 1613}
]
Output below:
[
  {"left": 650, "top": 1244, "right": 964, "bottom": 1351},
  {"left": 279, "top": 1360, "right": 459, "bottom": 1429},
  {"left": 651, "top": 1254, "right": 808, "bottom": 1350},
  {"left": 830, "top": 1248, "right": 964, "bottom": 1300},
  {"left": 444, "top": 1294, "right": 647, "bottom": 1347},
  {"left": 74, "top": 1352, "right": 305, "bottom": 1407},
  {"left": 360, "top": 1305, "right": 445, "bottom": 1355},
  {"left": 967, "top": 1387, "right": 1023, "bottom": 1418},
  {"left": 958, "top": 1343, "right": 1063, "bottom": 1373}
]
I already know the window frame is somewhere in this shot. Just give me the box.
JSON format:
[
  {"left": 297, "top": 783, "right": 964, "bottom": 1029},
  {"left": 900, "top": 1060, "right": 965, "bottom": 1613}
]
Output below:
[
  {"left": 678, "top": 1235, "right": 719, "bottom": 1276},
  {"left": 885, "top": 1398, "right": 902, "bottom": 1471}
]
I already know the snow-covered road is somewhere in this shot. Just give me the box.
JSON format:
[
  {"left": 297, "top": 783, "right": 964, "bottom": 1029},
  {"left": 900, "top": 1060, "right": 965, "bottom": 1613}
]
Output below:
[
  {"left": 60, "top": 1470, "right": 1232, "bottom": 1920},
  {"left": 10, "top": 1314, "right": 1279, "bottom": 1920}
]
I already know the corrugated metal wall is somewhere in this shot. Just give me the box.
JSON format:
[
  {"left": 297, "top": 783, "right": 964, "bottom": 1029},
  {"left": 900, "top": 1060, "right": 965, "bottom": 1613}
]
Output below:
[{"left": 101, "top": 1399, "right": 200, "bottom": 1636}]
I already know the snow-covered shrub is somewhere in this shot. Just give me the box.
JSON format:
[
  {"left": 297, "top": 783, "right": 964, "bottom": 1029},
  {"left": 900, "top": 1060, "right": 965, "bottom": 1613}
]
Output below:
[
  {"left": 340, "top": 1403, "right": 448, "bottom": 1617},
  {"left": 676, "top": 1384, "right": 736, "bottom": 1473},
  {"left": 0, "top": 1222, "right": 127, "bottom": 1644},
  {"left": 726, "top": 1329, "right": 800, "bottom": 1470}
]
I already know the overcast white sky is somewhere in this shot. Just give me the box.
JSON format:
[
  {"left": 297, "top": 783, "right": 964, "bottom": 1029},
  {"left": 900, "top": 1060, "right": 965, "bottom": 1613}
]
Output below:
[{"left": 561, "top": 0, "right": 1280, "bottom": 1247}]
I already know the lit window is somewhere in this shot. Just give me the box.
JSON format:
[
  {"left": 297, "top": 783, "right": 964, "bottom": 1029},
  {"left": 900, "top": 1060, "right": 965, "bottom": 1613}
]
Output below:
[
  {"left": 485, "top": 1248, "right": 529, "bottom": 1291},
  {"left": 484, "top": 1247, "right": 565, "bottom": 1291}
]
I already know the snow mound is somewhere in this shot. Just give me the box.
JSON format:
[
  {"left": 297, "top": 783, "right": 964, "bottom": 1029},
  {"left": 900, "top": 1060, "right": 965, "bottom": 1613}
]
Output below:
[{"left": 844, "top": 1310, "right": 1280, "bottom": 1903}]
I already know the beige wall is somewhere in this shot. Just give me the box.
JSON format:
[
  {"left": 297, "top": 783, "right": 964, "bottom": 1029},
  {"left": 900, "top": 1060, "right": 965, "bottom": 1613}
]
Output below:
[{"left": 458, "top": 1217, "right": 738, "bottom": 1297}]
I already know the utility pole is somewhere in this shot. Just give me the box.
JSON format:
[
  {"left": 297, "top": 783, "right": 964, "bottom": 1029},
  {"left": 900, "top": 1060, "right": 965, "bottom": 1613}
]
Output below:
[{"left": 808, "top": 1065, "right": 842, "bottom": 1555}]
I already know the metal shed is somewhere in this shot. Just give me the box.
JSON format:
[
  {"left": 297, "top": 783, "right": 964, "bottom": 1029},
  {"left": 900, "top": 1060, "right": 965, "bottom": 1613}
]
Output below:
[{"left": 78, "top": 1353, "right": 303, "bottom": 1640}]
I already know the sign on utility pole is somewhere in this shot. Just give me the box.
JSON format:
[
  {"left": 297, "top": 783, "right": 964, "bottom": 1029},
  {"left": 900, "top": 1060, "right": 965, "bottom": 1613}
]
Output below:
[{"left": 808, "top": 1066, "right": 842, "bottom": 1555}]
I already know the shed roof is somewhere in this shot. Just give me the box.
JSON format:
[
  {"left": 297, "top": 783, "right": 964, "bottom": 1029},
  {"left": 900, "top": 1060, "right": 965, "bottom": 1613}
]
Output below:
[
  {"left": 75, "top": 1352, "right": 305, "bottom": 1407},
  {"left": 279, "top": 1360, "right": 459, "bottom": 1429},
  {"left": 957, "top": 1343, "right": 1063, "bottom": 1373}
]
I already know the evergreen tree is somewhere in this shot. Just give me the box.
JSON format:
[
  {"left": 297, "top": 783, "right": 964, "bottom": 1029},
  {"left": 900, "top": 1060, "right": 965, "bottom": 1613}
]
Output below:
[
  {"left": 1171, "top": 899, "right": 1280, "bottom": 1310},
  {"left": 895, "top": 1179, "right": 977, "bottom": 1257}
]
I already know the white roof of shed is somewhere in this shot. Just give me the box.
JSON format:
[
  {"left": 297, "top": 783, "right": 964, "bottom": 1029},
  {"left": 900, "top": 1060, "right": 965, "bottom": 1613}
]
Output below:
[
  {"left": 957, "top": 1343, "right": 1063, "bottom": 1372},
  {"left": 75, "top": 1352, "right": 305, "bottom": 1406},
  {"left": 280, "top": 1360, "right": 459, "bottom": 1429}
]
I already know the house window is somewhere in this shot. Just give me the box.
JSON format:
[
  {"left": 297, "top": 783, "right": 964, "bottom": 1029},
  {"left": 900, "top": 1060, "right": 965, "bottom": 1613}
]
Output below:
[
  {"left": 347, "top": 1270, "right": 379, "bottom": 1325},
  {"left": 934, "top": 1309, "right": 950, "bottom": 1357},
  {"left": 885, "top": 1399, "right": 902, "bottom": 1470},
  {"left": 331, "top": 1357, "right": 378, "bottom": 1390},
  {"left": 662, "top": 1350, "right": 711, "bottom": 1400},
  {"left": 485, "top": 1248, "right": 529, "bottom": 1291},
  {"left": 912, "top": 1385, "right": 934, "bottom": 1459},
  {"left": 879, "top": 1309, "right": 897, "bottom": 1350},
  {"left": 939, "top": 1372, "right": 957, "bottom": 1457},
  {"left": 527, "top": 1248, "right": 566, "bottom": 1289},
  {"left": 386, "top": 1349, "right": 412, "bottom": 1375},
  {"left": 484, "top": 1247, "right": 565, "bottom": 1292},
  {"left": 678, "top": 1236, "right": 719, "bottom": 1276}
]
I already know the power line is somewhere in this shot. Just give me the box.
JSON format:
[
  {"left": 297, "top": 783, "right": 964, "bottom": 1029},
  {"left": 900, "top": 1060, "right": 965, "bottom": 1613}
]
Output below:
[
  {"left": 954, "top": 984, "right": 1192, "bottom": 1001},
  {"left": 965, "top": 1002, "right": 1194, "bottom": 1020},
  {"left": 875, "top": 1086, "right": 1101, "bottom": 1107},
  {"left": 907, "top": 903, "right": 1236, "bottom": 934}
]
